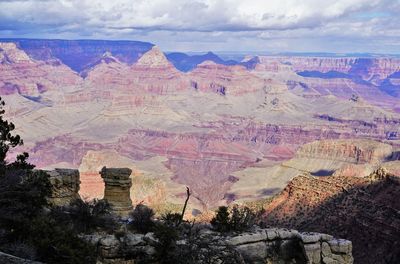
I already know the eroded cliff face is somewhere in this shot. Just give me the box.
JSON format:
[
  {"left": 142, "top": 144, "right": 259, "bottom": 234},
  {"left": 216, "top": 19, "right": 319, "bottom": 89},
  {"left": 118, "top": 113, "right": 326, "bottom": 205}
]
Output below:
[
  {"left": 262, "top": 168, "right": 400, "bottom": 264},
  {"left": 295, "top": 139, "right": 393, "bottom": 164}
]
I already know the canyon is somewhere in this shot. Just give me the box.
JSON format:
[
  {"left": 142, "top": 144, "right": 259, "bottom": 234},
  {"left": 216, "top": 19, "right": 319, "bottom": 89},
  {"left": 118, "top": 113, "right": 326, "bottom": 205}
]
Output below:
[{"left": 1, "top": 39, "right": 399, "bottom": 218}]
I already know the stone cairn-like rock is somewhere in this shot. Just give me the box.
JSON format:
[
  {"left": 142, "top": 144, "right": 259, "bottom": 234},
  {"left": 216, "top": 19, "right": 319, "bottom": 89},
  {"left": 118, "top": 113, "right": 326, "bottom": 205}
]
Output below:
[
  {"left": 100, "top": 166, "right": 133, "bottom": 217},
  {"left": 46, "top": 168, "right": 80, "bottom": 206}
]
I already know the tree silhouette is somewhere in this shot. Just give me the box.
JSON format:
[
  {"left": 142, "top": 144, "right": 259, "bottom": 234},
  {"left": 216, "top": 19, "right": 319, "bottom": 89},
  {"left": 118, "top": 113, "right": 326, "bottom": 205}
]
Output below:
[{"left": 0, "top": 96, "right": 33, "bottom": 174}]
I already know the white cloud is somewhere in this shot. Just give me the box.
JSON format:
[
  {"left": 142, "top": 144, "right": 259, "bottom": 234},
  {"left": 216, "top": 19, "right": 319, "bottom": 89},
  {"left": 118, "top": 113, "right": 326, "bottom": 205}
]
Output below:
[{"left": 0, "top": 0, "right": 399, "bottom": 53}]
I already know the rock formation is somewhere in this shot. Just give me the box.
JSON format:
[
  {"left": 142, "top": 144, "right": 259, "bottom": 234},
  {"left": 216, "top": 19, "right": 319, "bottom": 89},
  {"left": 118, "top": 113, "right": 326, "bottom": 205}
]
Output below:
[
  {"left": 262, "top": 168, "right": 400, "bottom": 263},
  {"left": 89, "top": 228, "right": 353, "bottom": 264},
  {"left": 46, "top": 168, "right": 80, "bottom": 206},
  {"left": 100, "top": 167, "right": 133, "bottom": 217}
]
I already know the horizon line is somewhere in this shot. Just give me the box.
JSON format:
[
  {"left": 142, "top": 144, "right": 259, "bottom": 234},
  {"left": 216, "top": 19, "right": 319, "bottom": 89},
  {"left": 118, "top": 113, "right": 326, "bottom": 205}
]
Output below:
[{"left": 1, "top": 37, "right": 400, "bottom": 57}]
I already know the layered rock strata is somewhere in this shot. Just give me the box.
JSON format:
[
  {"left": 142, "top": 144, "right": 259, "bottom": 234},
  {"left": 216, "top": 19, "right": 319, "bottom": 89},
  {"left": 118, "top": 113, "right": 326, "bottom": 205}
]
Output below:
[
  {"left": 100, "top": 167, "right": 133, "bottom": 216},
  {"left": 46, "top": 168, "right": 80, "bottom": 206}
]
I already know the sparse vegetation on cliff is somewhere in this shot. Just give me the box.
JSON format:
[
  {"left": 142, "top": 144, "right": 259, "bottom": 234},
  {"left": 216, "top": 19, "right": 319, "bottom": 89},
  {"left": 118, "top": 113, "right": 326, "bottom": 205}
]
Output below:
[
  {"left": 128, "top": 203, "right": 155, "bottom": 233},
  {"left": 211, "top": 205, "right": 265, "bottom": 232}
]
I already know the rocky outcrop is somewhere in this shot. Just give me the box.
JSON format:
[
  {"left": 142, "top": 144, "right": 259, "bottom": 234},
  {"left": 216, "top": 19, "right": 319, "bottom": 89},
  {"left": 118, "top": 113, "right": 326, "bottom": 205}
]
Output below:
[
  {"left": 46, "top": 168, "right": 80, "bottom": 206},
  {"left": 263, "top": 168, "right": 400, "bottom": 263},
  {"left": 100, "top": 167, "right": 133, "bottom": 217},
  {"left": 89, "top": 228, "right": 353, "bottom": 264}
]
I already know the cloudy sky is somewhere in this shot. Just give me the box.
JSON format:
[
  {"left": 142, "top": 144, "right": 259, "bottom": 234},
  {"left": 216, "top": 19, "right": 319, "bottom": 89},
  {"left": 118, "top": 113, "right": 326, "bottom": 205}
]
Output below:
[{"left": 0, "top": 0, "right": 399, "bottom": 53}]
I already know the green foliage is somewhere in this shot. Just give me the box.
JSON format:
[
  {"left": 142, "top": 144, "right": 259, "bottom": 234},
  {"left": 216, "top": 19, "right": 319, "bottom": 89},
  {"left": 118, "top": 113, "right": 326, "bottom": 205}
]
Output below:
[
  {"left": 128, "top": 204, "right": 155, "bottom": 233},
  {"left": 0, "top": 97, "right": 29, "bottom": 176},
  {"left": 211, "top": 205, "right": 264, "bottom": 232}
]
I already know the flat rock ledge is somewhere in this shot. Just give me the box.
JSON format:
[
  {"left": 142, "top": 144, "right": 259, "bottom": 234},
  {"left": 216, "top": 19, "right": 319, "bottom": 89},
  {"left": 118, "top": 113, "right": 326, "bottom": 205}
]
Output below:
[{"left": 87, "top": 228, "right": 353, "bottom": 264}]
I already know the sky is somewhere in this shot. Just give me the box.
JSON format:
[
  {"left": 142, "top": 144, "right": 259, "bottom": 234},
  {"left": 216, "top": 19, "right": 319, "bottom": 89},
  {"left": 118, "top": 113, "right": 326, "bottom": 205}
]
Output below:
[{"left": 0, "top": 0, "right": 400, "bottom": 53}]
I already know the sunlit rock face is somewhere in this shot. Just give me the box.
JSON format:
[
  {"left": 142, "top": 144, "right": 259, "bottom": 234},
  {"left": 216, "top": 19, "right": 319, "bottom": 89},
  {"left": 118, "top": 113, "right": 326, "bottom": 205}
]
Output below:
[
  {"left": 100, "top": 167, "right": 133, "bottom": 217},
  {"left": 46, "top": 168, "right": 81, "bottom": 206},
  {"left": 2, "top": 40, "right": 400, "bottom": 215},
  {"left": 129, "top": 46, "right": 189, "bottom": 95}
]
